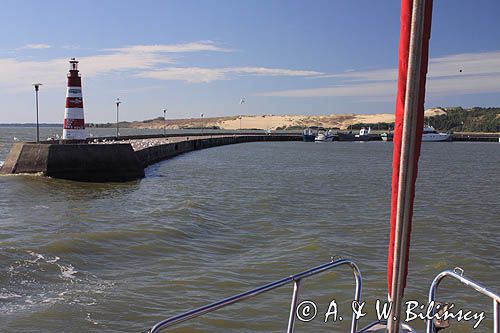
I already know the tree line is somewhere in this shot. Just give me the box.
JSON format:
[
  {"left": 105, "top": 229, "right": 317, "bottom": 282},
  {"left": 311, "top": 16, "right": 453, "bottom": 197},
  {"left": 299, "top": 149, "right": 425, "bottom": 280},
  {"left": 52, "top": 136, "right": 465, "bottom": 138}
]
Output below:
[
  {"left": 425, "top": 107, "right": 499, "bottom": 132},
  {"left": 349, "top": 107, "right": 499, "bottom": 133}
]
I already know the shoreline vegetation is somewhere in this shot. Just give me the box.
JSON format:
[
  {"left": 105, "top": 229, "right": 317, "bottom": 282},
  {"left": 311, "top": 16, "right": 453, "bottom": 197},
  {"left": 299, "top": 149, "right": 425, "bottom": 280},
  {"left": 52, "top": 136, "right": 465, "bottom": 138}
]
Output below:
[{"left": 2, "top": 107, "right": 498, "bottom": 133}]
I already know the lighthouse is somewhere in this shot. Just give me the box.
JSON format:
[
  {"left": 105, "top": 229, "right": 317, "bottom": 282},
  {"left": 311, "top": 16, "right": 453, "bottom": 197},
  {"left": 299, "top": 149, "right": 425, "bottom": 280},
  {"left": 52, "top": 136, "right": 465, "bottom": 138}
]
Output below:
[{"left": 62, "top": 58, "right": 86, "bottom": 141}]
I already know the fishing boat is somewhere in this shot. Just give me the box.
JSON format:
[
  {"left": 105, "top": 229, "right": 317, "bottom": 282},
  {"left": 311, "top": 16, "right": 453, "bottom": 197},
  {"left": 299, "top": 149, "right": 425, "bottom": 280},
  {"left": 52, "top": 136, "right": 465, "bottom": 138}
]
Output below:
[
  {"left": 338, "top": 127, "right": 377, "bottom": 141},
  {"left": 301, "top": 128, "right": 316, "bottom": 142},
  {"left": 355, "top": 127, "right": 372, "bottom": 141},
  {"left": 422, "top": 125, "right": 452, "bottom": 142},
  {"left": 337, "top": 130, "right": 357, "bottom": 141},
  {"left": 381, "top": 132, "right": 394, "bottom": 141},
  {"left": 145, "top": 1, "right": 499, "bottom": 332},
  {"left": 314, "top": 129, "right": 335, "bottom": 142}
]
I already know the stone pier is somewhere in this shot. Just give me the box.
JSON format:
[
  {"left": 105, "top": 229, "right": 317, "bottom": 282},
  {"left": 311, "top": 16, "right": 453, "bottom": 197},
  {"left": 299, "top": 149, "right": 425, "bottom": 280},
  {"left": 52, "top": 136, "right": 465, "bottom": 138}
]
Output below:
[{"left": 0, "top": 134, "right": 300, "bottom": 182}]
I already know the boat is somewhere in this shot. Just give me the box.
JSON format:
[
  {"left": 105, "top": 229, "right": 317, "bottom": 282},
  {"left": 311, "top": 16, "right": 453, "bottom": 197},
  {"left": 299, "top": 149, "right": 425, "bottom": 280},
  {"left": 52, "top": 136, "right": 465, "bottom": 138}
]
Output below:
[
  {"left": 314, "top": 129, "right": 335, "bottom": 142},
  {"left": 383, "top": 126, "right": 450, "bottom": 142},
  {"left": 145, "top": 1, "right": 500, "bottom": 332},
  {"left": 381, "top": 132, "right": 394, "bottom": 141},
  {"left": 422, "top": 125, "right": 452, "bottom": 141},
  {"left": 337, "top": 131, "right": 357, "bottom": 141},
  {"left": 301, "top": 128, "right": 316, "bottom": 142},
  {"left": 355, "top": 126, "right": 372, "bottom": 141},
  {"left": 338, "top": 127, "right": 376, "bottom": 141}
]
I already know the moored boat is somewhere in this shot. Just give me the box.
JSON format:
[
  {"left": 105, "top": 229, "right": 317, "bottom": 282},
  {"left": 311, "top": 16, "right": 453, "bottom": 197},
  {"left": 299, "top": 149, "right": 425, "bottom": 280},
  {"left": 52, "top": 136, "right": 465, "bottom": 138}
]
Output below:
[
  {"left": 337, "top": 131, "right": 357, "bottom": 141},
  {"left": 381, "top": 132, "right": 394, "bottom": 141},
  {"left": 314, "top": 129, "right": 335, "bottom": 142},
  {"left": 422, "top": 125, "right": 452, "bottom": 141},
  {"left": 338, "top": 127, "right": 378, "bottom": 141},
  {"left": 301, "top": 128, "right": 316, "bottom": 142},
  {"left": 355, "top": 126, "right": 372, "bottom": 141}
]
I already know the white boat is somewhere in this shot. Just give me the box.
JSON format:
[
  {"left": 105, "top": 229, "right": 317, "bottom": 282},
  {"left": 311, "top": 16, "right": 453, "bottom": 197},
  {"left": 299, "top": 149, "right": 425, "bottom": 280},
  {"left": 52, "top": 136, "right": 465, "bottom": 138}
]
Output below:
[
  {"left": 301, "top": 128, "right": 316, "bottom": 142},
  {"left": 422, "top": 125, "right": 451, "bottom": 142},
  {"left": 314, "top": 129, "right": 335, "bottom": 142},
  {"left": 355, "top": 127, "right": 372, "bottom": 141}
]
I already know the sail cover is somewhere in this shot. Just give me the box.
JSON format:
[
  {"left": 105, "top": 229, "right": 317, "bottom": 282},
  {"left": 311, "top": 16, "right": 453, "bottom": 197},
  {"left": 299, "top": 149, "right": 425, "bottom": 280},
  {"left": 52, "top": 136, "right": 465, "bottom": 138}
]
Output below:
[{"left": 387, "top": 0, "right": 434, "bottom": 326}]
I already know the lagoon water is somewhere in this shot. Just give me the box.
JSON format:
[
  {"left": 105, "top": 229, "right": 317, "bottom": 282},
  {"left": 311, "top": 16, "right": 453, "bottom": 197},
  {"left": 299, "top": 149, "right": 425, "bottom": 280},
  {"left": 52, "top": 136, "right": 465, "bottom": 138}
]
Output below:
[{"left": 0, "top": 127, "right": 499, "bottom": 332}]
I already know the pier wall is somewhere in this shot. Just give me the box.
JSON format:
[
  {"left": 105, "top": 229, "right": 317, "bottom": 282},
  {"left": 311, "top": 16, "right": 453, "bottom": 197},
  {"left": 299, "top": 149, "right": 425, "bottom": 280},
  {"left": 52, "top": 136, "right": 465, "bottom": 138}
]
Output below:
[
  {"left": 136, "top": 135, "right": 298, "bottom": 167},
  {"left": 0, "top": 142, "right": 144, "bottom": 182},
  {"left": 0, "top": 143, "right": 50, "bottom": 174},
  {"left": 0, "top": 134, "right": 300, "bottom": 182}
]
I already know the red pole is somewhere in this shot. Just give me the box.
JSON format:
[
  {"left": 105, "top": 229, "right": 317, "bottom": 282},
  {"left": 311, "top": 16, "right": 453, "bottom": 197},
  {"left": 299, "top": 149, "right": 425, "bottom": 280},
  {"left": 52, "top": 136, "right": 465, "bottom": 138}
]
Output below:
[{"left": 387, "top": 0, "right": 433, "bottom": 331}]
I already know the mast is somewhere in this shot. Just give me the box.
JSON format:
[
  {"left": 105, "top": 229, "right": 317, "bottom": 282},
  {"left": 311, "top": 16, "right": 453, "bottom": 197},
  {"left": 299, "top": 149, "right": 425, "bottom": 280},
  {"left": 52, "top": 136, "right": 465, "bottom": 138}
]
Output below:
[{"left": 387, "top": 0, "right": 433, "bottom": 332}]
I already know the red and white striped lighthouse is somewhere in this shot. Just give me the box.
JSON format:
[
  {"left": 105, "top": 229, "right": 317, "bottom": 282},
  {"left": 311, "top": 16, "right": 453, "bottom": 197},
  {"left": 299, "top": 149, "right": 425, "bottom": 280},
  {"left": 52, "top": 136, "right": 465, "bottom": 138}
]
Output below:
[{"left": 62, "top": 58, "right": 86, "bottom": 141}]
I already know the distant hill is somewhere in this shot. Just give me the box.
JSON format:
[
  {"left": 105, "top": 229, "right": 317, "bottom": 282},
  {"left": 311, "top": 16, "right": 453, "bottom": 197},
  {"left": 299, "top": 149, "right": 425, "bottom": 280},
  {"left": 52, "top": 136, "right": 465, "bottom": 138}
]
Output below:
[
  {"left": 84, "top": 107, "right": 499, "bottom": 132},
  {"left": 425, "top": 107, "right": 500, "bottom": 132}
]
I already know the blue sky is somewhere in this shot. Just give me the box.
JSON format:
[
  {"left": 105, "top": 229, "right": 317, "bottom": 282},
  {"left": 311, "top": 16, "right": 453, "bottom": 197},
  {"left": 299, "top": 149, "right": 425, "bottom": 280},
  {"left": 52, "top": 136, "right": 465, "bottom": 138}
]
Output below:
[{"left": 1, "top": 0, "right": 499, "bottom": 123}]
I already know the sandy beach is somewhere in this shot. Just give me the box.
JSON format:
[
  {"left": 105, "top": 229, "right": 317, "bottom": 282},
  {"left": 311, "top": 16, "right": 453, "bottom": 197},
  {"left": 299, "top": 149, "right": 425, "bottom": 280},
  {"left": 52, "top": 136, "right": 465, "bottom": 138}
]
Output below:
[{"left": 124, "top": 108, "right": 446, "bottom": 131}]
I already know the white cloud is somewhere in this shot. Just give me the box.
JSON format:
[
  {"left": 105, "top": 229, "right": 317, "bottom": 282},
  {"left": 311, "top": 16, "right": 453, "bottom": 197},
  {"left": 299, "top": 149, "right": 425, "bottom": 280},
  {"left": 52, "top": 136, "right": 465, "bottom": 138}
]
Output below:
[
  {"left": 0, "top": 40, "right": 322, "bottom": 90},
  {"left": 138, "top": 67, "right": 227, "bottom": 83},
  {"left": 428, "top": 51, "right": 500, "bottom": 79},
  {"left": 260, "top": 50, "right": 500, "bottom": 98},
  {"left": 427, "top": 73, "right": 500, "bottom": 95},
  {"left": 17, "top": 44, "right": 52, "bottom": 50},
  {"left": 0, "top": 53, "right": 175, "bottom": 91},
  {"left": 62, "top": 44, "right": 82, "bottom": 50},
  {"left": 0, "top": 41, "right": 229, "bottom": 91},
  {"left": 106, "top": 41, "right": 231, "bottom": 54},
  {"left": 0, "top": 58, "right": 67, "bottom": 89},
  {"left": 312, "top": 68, "right": 397, "bottom": 82},
  {"left": 138, "top": 66, "right": 323, "bottom": 83},
  {"left": 230, "top": 67, "right": 322, "bottom": 77},
  {"left": 259, "top": 81, "right": 395, "bottom": 98}
]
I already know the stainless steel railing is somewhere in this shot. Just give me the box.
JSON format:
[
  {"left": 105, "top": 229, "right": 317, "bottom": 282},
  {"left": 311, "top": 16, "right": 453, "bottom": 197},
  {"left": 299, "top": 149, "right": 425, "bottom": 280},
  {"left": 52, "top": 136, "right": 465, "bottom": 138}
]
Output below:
[
  {"left": 426, "top": 267, "right": 500, "bottom": 333},
  {"left": 147, "top": 258, "right": 362, "bottom": 333}
]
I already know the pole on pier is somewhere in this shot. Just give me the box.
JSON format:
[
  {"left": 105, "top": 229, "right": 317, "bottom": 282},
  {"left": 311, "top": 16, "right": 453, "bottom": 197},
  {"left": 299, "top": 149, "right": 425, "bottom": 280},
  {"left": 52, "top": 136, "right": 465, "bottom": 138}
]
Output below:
[
  {"left": 32, "top": 83, "right": 42, "bottom": 143},
  {"left": 239, "top": 98, "right": 245, "bottom": 132},
  {"left": 116, "top": 98, "right": 121, "bottom": 138},
  {"left": 201, "top": 113, "right": 204, "bottom": 135},
  {"left": 163, "top": 108, "right": 167, "bottom": 136},
  {"left": 387, "top": 0, "right": 433, "bottom": 332}
]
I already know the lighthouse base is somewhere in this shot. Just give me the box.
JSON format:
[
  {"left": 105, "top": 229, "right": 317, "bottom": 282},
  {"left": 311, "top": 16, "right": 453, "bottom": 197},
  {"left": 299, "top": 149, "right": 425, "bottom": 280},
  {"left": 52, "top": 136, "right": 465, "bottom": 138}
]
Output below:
[
  {"left": 62, "top": 128, "right": 87, "bottom": 141},
  {"left": 59, "top": 139, "right": 87, "bottom": 144}
]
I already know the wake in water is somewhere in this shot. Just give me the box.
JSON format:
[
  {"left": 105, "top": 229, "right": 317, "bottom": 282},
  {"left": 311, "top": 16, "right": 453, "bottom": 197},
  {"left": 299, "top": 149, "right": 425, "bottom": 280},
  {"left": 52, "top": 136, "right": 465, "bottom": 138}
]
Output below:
[{"left": 1, "top": 250, "right": 113, "bottom": 315}]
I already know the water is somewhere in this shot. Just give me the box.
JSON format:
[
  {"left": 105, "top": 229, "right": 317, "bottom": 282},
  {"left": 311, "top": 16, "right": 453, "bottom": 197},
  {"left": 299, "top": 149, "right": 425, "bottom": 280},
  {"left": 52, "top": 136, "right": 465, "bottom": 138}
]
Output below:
[{"left": 0, "top": 127, "right": 499, "bottom": 332}]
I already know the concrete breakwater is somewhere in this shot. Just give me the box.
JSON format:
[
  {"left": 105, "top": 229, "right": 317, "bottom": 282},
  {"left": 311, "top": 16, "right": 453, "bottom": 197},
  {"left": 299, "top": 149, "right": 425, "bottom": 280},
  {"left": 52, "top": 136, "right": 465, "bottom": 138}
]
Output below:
[{"left": 0, "top": 134, "right": 300, "bottom": 182}]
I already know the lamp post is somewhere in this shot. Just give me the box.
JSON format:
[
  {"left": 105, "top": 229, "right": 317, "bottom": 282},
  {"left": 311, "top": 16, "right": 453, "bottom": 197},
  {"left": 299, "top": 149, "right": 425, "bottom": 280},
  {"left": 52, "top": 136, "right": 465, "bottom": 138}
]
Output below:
[
  {"left": 200, "top": 113, "right": 204, "bottom": 135},
  {"left": 163, "top": 108, "right": 167, "bottom": 136},
  {"left": 32, "top": 83, "right": 42, "bottom": 143},
  {"left": 115, "top": 98, "right": 121, "bottom": 138},
  {"left": 239, "top": 98, "right": 245, "bottom": 132}
]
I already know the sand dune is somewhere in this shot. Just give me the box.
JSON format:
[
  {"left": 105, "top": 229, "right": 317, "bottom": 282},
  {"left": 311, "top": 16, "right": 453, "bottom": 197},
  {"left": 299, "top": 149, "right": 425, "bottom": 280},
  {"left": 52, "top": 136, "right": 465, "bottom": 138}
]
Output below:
[{"left": 126, "top": 108, "right": 446, "bottom": 130}]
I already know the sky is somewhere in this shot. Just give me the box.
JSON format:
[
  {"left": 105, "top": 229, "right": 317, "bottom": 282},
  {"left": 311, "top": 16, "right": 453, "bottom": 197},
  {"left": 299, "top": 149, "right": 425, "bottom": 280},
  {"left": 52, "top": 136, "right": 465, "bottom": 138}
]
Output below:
[{"left": 0, "top": 0, "right": 499, "bottom": 123}]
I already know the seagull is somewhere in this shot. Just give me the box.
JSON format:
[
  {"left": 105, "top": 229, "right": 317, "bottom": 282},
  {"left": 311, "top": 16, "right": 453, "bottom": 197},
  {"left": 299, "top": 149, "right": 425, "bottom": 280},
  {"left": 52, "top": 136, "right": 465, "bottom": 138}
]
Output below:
[{"left": 240, "top": 98, "right": 245, "bottom": 104}]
